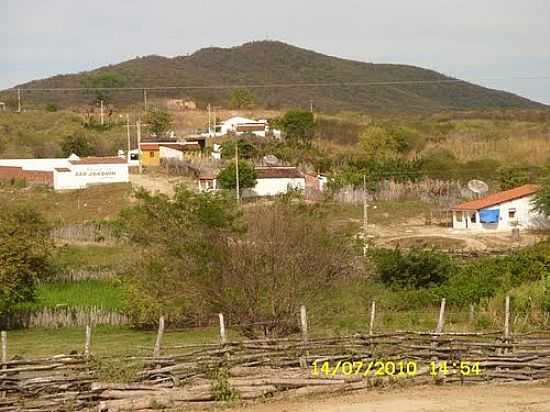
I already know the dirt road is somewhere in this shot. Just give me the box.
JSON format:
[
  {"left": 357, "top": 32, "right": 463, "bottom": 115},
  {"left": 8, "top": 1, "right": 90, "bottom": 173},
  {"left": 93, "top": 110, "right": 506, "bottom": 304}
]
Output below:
[{"left": 219, "top": 383, "right": 550, "bottom": 412}]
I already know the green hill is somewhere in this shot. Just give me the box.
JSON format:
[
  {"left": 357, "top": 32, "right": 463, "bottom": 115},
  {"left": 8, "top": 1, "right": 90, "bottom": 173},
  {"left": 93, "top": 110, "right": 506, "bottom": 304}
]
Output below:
[{"left": 1, "top": 41, "right": 545, "bottom": 112}]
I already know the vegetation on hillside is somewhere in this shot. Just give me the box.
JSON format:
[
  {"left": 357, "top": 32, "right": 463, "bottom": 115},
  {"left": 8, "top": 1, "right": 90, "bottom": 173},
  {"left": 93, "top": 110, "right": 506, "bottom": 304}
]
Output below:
[{"left": 2, "top": 41, "right": 543, "bottom": 112}]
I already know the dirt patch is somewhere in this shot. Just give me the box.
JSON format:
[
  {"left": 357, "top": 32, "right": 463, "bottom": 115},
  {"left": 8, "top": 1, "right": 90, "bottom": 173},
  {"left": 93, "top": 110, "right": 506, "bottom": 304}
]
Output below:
[
  {"left": 386, "top": 236, "right": 467, "bottom": 249},
  {"left": 212, "top": 382, "right": 550, "bottom": 412}
]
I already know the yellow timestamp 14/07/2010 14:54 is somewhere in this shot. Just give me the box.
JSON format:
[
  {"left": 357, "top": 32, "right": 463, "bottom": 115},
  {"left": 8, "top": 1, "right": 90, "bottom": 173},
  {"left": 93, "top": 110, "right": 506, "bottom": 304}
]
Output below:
[{"left": 311, "top": 360, "right": 482, "bottom": 378}]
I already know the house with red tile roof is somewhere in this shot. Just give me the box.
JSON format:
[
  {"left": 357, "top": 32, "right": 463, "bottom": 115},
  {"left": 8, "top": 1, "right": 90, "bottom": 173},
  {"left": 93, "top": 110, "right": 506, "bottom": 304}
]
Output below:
[{"left": 451, "top": 184, "right": 545, "bottom": 231}]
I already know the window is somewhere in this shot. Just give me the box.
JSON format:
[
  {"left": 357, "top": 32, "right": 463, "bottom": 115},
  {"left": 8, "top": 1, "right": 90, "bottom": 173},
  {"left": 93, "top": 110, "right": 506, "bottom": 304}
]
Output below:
[
  {"left": 471, "top": 213, "right": 477, "bottom": 223},
  {"left": 508, "top": 209, "right": 516, "bottom": 219},
  {"left": 149, "top": 151, "right": 156, "bottom": 158},
  {"left": 456, "top": 212, "right": 463, "bottom": 222}
]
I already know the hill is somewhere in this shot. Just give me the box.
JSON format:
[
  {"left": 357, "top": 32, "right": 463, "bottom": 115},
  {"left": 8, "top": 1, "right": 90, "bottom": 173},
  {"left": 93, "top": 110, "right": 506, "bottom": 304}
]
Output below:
[{"left": 1, "top": 41, "right": 545, "bottom": 112}]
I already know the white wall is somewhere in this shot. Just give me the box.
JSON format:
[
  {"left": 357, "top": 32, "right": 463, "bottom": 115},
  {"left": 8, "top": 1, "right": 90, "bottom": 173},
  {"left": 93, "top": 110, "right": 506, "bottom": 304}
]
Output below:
[
  {"left": 160, "top": 146, "right": 184, "bottom": 161},
  {"left": 452, "top": 195, "right": 546, "bottom": 231},
  {"left": 246, "top": 177, "right": 306, "bottom": 197},
  {"left": 54, "top": 164, "right": 129, "bottom": 190}
]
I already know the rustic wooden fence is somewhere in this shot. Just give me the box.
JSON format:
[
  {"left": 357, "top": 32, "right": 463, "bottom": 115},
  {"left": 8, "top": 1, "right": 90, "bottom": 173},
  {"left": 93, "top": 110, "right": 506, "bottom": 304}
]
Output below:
[
  {"left": 1, "top": 297, "right": 550, "bottom": 411},
  {"left": 331, "top": 179, "right": 470, "bottom": 206},
  {"left": 51, "top": 224, "right": 115, "bottom": 243},
  {"left": 0, "top": 307, "right": 129, "bottom": 330}
]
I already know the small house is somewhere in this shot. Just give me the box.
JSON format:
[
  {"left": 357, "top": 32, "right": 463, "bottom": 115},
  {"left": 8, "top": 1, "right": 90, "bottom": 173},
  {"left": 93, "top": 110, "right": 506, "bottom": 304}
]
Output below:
[
  {"left": 198, "top": 166, "right": 305, "bottom": 197},
  {"left": 451, "top": 184, "right": 544, "bottom": 231}
]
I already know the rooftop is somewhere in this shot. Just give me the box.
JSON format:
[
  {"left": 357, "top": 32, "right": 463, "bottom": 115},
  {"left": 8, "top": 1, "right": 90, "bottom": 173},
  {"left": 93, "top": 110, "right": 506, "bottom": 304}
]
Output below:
[
  {"left": 69, "top": 156, "right": 128, "bottom": 165},
  {"left": 454, "top": 184, "right": 539, "bottom": 211},
  {"left": 255, "top": 167, "right": 303, "bottom": 179}
]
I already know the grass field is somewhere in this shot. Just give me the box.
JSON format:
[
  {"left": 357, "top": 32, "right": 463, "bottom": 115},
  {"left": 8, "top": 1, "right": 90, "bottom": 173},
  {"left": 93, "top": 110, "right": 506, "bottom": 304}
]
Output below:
[
  {"left": 8, "top": 326, "right": 229, "bottom": 358},
  {"left": 0, "top": 183, "right": 132, "bottom": 224}
]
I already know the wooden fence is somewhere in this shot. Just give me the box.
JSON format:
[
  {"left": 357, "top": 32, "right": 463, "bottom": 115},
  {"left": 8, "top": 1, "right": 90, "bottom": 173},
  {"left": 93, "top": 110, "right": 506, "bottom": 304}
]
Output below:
[
  {"left": 1, "top": 298, "right": 550, "bottom": 411},
  {"left": 0, "top": 307, "right": 129, "bottom": 330},
  {"left": 51, "top": 224, "right": 115, "bottom": 243}
]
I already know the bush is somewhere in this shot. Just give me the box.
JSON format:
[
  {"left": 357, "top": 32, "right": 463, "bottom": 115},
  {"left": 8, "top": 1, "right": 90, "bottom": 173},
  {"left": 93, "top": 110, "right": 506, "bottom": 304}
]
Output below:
[
  {"left": 370, "top": 247, "right": 454, "bottom": 289},
  {"left": 45, "top": 103, "right": 58, "bottom": 112}
]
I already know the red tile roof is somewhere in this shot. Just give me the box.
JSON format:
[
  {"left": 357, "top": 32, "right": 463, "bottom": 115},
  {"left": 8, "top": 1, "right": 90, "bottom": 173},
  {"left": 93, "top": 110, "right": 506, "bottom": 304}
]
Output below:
[
  {"left": 69, "top": 157, "right": 128, "bottom": 165},
  {"left": 54, "top": 168, "right": 71, "bottom": 172},
  {"left": 454, "top": 184, "right": 539, "bottom": 211},
  {"left": 255, "top": 167, "right": 304, "bottom": 179},
  {"left": 140, "top": 144, "right": 160, "bottom": 151}
]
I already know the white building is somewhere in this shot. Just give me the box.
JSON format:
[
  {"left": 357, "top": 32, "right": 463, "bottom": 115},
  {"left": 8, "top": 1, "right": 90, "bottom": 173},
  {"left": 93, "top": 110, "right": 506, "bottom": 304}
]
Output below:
[
  {"left": 203, "top": 117, "right": 281, "bottom": 138},
  {"left": 0, "top": 154, "right": 129, "bottom": 190},
  {"left": 451, "top": 184, "right": 546, "bottom": 231},
  {"left": 198, "top": 166, "right": 305, "bottom": 197}
]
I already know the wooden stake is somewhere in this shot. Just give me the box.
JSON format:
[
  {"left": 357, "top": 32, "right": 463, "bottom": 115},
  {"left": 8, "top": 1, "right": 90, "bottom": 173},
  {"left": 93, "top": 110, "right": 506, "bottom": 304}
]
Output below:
[
  {"left": 504, "top": 296, "right": 511, "bottom": 341},
  {"left": 469, "top": 304, "right": 475, "bottom": 324},
  {"left": 84, "top": 323, "right": 92, "bottom": 359},
  {"left": 1, "top": 331, "right": 6, "bottom": 366},
  {"left": 436, "top": 298, "right": 446, "bottom": 333},
  {"left": 100, "top": 100, "right": 104, "bottom": 125},
  {"left": 153, "top": 316, "right": 165, "bottom": 358},
  {"left": 218, "top": 313, "right": 227, "bottom": 345},
  {"left": 300, "top": 305, "right": 308, "bottom": 344},
  {"left": 1, "top": 331, "right": 5, "bottom": 399},
  {"left": 369, "top": 301, "right": 376, "bottom": 335}
]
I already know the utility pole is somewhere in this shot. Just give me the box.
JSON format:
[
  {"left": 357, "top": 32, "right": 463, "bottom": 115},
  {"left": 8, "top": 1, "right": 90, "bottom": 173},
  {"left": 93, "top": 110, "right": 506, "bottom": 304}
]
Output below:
[
  {"left": 137, "top": 120, "right": 142, "bottom": 174},
  {"left": 17, "top": 88, "right": 21, "bottom": 113},
  {"left": 143, "top": 89, "right": 148, "bottom": 112},
  {"left": 363, "top": 175, "right": 368, "bottom": 256},
  {"left": 100, "top": 100, "right": 104, "bottom": 125},
  {"left": 126, "top": 114, "right": 131, "bottom": 161},
  {"left": 208, "top": 104, "right": 212, "bottom": 136},
  {"left": 235, "top": 143, "right": 240, "bottom": 206}
]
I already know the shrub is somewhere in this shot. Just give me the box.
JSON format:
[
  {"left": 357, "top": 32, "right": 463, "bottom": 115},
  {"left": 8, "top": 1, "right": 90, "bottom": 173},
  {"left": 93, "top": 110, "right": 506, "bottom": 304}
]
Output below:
[{"left": 370, "top": 247, "right": 454, "bottom": 289}]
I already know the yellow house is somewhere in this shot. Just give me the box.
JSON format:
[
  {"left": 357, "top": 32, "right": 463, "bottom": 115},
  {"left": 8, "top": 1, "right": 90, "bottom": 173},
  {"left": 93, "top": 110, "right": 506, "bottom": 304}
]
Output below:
[{"left": 139, "top": 143, "right": 161, "bottom": 167}]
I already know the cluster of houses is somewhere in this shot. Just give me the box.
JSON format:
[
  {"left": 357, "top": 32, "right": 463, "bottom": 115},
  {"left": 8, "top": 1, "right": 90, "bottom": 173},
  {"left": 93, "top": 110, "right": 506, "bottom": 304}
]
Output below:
[{"left": 0, "top": 113, "right": 547, "bottom": 234}]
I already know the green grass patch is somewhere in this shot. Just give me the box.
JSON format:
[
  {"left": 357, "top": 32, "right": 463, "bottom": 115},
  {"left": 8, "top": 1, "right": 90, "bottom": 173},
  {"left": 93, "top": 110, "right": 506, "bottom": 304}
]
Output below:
[
  {"left": 52, "top": 244, "right": 131, "bottom": 270},
  {"left": 23, "top": 280, "right": 127, "bottom": 312},
  {"left": 8, "top": 325, "right": 226, "bottom": 358}
]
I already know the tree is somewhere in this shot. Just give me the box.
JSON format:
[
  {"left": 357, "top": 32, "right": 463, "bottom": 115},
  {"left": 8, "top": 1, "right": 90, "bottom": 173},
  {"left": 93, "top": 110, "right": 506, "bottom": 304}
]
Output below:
[
  {"left": 217, "top": 161, "right": 257, "bottom": 192},
  {"left": 370, "top": 247, "right": 454, "bottom": 289},
  {"left": 145, "top": 109, "right": 173, "bottom": 137},
  {"left": 80, "top": 72, "right": 127, "bottom": 104},
  {"left": 115, "top": 190, "right": 351, "bottom": 336},
  {"left": 229, "top": 88, "right": 256, "bottom": 109},
  {"left": 533, "top": 167, "right": 550, "bottom": 217},
  {"left": 61, "top": 132, "right": 94, "bottom": 157},
  {"left": 0, "top": 206, "right": 53, "bottom": 314},
  {"left": 220, "top": 139, "right": 258, "bottom": 160},
  {"left": 277, "top": 111, "right": 315, "bottom": 146},
  {"left": 497, "top": 165, "right": 532, "bottom": 191}
]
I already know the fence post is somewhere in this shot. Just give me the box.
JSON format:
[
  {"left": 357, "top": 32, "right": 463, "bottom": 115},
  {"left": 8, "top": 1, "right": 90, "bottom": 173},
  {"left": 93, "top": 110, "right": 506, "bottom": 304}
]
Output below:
[
  {"left": 436, "top": 299, "right": 446, "bottom": 334},
  {"left": 153, "top": 316, "right": 165, "bottom": 358},
  {"left": 504, "top": 296, "right": 511, "bottom": 354},
  {"left": 299, "top": 305, "right": 309, "bottom": 369},
  {"left": 84, "top": 323, "right": 92, "bottom": 360},
  {"left": 1, "top": 331, "right": 5, "bottom": 399},
  {"left": 300, "top": 305, "right": 308, "bottom": 344},
  {"left": 369, "top": 301, "right": 376, "bottom": 335},
  {"left": 218, "top": 313, "right": 227, "bottom": 345},
  {"left": 469, "top": 304, "right": 475, "bottom": 324}
]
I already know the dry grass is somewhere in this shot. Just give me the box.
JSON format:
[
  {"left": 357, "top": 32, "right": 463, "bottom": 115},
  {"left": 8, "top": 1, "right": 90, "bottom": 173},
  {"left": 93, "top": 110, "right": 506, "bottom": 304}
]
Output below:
[{"left": 427, "top": 135, "right": 550, "bottom": 164}]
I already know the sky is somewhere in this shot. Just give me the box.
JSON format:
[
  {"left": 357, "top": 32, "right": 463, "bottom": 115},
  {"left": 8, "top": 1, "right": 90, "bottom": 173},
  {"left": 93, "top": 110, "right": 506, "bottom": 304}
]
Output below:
[{"left": 2, "top": 0, "right": 550, "bottom": 104}]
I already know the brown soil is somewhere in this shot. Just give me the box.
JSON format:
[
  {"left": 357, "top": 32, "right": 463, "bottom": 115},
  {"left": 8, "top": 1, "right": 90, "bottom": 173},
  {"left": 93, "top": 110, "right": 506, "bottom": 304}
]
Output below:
[{"left": 212, "top": 382, "right": 550, "bottom": 412}]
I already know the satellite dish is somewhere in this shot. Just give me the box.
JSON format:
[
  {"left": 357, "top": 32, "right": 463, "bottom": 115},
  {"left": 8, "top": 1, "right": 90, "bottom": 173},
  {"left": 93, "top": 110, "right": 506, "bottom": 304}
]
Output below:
[
  {"left": 468, "top": 179, "right": 489, "bottom": 196},
  {"left": 262, "top": 155, "right": 280, "bottom": 166}
]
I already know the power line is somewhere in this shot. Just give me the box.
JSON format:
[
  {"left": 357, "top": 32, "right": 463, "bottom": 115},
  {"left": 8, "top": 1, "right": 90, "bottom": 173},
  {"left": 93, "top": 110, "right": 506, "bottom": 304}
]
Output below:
[{"left": 5, "top": 76, "right": 550, "bottom": 93}]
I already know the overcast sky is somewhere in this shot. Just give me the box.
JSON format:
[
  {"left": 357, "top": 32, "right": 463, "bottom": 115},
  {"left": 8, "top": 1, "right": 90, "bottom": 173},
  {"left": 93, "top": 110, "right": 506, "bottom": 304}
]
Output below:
[{"left": 2, "top": 0, "right": 549, "bottom": 104}]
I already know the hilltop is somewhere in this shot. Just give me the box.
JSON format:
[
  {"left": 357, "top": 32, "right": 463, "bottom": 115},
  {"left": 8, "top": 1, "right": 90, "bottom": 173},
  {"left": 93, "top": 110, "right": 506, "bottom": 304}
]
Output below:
[{"left": 2, "top": 41, "right": 545, "bottom": 112}]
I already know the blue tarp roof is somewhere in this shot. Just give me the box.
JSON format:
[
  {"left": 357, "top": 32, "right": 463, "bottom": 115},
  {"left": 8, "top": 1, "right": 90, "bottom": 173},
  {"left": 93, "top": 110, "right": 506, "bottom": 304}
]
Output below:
[{"left": 479, "top": 209, "right": 500, "bottom": 224}]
